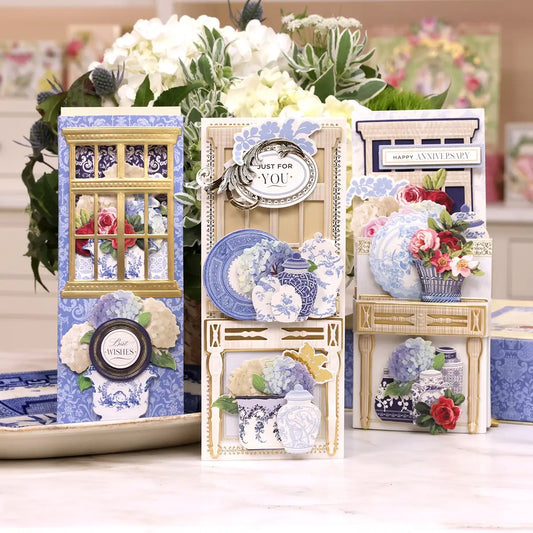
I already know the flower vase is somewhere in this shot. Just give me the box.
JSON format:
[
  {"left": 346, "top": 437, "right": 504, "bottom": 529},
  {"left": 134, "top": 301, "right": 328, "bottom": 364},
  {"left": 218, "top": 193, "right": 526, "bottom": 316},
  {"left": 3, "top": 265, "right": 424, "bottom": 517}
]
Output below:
[
  {"left": 411, "top": 369, "right": 447, "bottom": 416},
  {"left": 438, "top": 346, "right": 464, "bottom": 395},
  {"left": 277, "top": 385, "right": 321, "bottom": 454},
  {"left": 278, "top": 253, "right": 318, "bottom": 320},
  {"left": 236, "top": 396, "right": 285, "bottom": 450},
  {"left": 374, "top": 368, "right": 415, "bottom": 423},
  {"left": 414, "top": 259, "right": 464, "bottom": 302},
  {"left": 84, "top": 366, "right": 158, "bottom": 421}
]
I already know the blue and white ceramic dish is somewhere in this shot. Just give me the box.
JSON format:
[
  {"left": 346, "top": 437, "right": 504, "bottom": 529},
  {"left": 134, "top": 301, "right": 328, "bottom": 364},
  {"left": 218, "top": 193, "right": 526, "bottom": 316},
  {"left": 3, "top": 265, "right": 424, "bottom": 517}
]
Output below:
[
  {"left": 369, "top": 211, "right": 431, "bottom": 299},
  {"left": 203, "top": 229, "right": 278, "bottom": 320}
]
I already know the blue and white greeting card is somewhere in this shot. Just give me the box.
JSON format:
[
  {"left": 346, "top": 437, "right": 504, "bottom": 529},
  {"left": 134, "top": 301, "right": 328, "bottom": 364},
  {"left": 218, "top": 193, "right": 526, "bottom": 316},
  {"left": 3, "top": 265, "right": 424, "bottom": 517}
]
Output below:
[
  {"left": 57, "top": 108, "right": 184, "bottom": 423},
  {"left": 199, "top": 118, "right": 346, "bottom": 460}
]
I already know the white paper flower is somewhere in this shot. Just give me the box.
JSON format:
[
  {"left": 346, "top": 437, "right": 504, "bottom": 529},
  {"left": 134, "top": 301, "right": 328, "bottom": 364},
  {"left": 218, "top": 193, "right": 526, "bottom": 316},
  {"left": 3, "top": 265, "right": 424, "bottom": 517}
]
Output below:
[
  {"left": 59, "top": 322, "right": 93, "bottom": 374},
  {"left": 142, "top": 298, "right": 180, "bottom": 349},
  {"left": 351, "top": 196, "right": 401, "bottom": 238},
  {"left": 227, "top": 358, "right": 269, "bottom": 397}
]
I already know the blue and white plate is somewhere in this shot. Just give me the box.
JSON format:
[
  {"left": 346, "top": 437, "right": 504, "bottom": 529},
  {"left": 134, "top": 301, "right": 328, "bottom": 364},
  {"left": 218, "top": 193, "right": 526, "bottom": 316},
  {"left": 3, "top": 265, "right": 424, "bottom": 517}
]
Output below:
[
  {"left": 369, "top": 211, "right": 429, "bottom": 299},
  {"left": 203, "top": 229, "right": 278, "bottom": 320}
]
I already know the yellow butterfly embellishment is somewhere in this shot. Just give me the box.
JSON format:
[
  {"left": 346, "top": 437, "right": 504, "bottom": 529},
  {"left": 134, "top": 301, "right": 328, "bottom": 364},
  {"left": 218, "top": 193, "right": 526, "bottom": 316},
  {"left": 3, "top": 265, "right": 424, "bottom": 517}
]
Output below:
[{"left": 284, "top": 342, "right": 333, "bottom": 384}]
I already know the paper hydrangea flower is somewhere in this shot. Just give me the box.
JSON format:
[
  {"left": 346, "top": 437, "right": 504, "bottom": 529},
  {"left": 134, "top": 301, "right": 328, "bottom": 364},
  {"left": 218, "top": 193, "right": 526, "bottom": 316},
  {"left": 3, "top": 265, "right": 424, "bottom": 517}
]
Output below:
[
  {"left": 227, "top": 358, "right": 269, "bottom": 397},
  {"left": 59, "top": 321, "right": 93, "bottom": 373},
  {"left": 142, "top": 298, "right": 180, "bottom": 349},
  {"left": 89, "top": 290, "right": 143, "bottom": 328},
  {"left": 262, "top": 355, "right": 315, "bottom": 395},
  {"left": 387, "top": 337, "right": 436, "bottom": 383}
]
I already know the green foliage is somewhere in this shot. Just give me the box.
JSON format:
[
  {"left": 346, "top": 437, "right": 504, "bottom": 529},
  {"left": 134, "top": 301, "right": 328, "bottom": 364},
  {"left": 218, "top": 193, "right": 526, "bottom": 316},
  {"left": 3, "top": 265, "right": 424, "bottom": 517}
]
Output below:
[
  {"left": 385, "top": 380, "right": 414, "bottom": 398},
  {"left": 307, "top": 260, "right": 318, "bottom": 273},
  {"left": 80, "top": 331, "right": 94, "bottom": 344},
  {"left": 366, "top": 85, "right": 449, "bottom": 111},
  {"left": 287, "top": 27, "right": 386, "bottom": 103},
  {"left": 137, "top": 312, "right": 151, "bottom": 327},
  {"left": 78, "top": 375, "right": 92, "bottom": 392},
  {"left": 212, "top": 395, "right": 238, "bottom": 415},
  {"left": 253, "top": 374, "right": 266, "bottom": 393},
  {"left": 433, "top": 352, "right": 445, "bottom": 371},
  {"left": 133, "top": 75, "right": 154, "bottom": 106},
  {"left": 151, "top": 348, "right": 177, "bottom": 370}
]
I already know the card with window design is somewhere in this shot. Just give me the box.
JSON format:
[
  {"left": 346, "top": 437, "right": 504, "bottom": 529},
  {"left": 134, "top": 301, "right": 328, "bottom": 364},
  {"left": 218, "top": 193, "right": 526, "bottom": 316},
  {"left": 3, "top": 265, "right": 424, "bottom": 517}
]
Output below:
[
  {"left": 57, "top": 108, "right": 184, "bottom": 424},
  {"left": 199, "top": 118, "right": 346, "bottom": 459}
]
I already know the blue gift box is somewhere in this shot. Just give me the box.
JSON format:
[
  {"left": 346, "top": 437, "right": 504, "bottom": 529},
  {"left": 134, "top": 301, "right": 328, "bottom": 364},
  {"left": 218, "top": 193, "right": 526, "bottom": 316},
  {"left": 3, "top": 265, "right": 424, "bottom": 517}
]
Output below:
[{"left": 491, "top": 301, "right": 533, "bottom": 422}]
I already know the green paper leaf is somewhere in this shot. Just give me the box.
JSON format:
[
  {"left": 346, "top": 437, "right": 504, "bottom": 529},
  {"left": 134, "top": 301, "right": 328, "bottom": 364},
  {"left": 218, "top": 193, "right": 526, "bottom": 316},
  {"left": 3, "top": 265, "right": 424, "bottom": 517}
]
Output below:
[
  {"left": 151, "top": 348, "right": 176, "bottom": 370},
  {"left": 307, "top": 260, "right": 318, "bottom": 273},
  {"left": 414, "top": 401, "right": 431, "bottom": 414},
  {"left": 452, "top": 393, "right": 466, "bottom": 406},
  {"left": 253, "top": 374, "right": 266, "bottom": 393},
  {"left": 430, "top": 423, "right": 447, "bottom": 435},
  {"left": 99, "top": 240, "right": 113, "bottom": 254},
  {"left": 80, "top": 330, "right": 94, "bottom": 344},
  {"left": 440, "top": 209, "right": 453, "bottom": 229},
  {"left": 385, "top": 380, "right": 414, "bottom": 398},
  {"left": 423, "top": 177, "right": 433, "bottom": 190},
  {"left": 212, "top": 395, "right": 238, "bottom": 415},
  {"left": 444, "top": 388, "right": 453, "bottom": 399},
  {"left": 137, "top": 312, "right": 151, "bottom": 327},
  {"left": 133, "top": 75, "right": 154, "bottom": 107},
  {"left": 416, "top": 414, "right": 434, "bottom": 427},
  {"left": 153, "top": 81, "right": 205, "bottom": 107},
  {"left": 78, "top": 374, "right": 92, "bottom": 392},
  {"left": 433, "top": 168, "right": 447, "bottom": 190},
  {"left": 472, "top": 269, "right": 485, "bottom": 276},
  {"left": 428, "top": 217, "right": 441, "bottom": 232},
  {"left": 433, "top": 352, "right": 445, "bottom": 371}
]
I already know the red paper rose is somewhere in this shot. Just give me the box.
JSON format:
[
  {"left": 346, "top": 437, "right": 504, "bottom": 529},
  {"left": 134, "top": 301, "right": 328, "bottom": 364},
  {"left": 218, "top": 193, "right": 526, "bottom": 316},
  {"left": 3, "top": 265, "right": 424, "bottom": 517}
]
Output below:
[
  {"left": 75, "top": 218, "right": 95, "bottom": 256},
  {"left": 110, "top": 220, "right": 137, "bottom": 250},
  {"left": 429, "top": 250, "right": 451, "bottom": 274},
  {"left": 438, "top": 231, "right": 461, "bottom": 251},
  {"left": 396, "top": 184, "right": 427, "bottom": 205},
  {"left": 430, "top": 396, "right": 461, "bottom": 430},
  {"left": 425, "top": 190, "right": 454, "bottom": 213}
]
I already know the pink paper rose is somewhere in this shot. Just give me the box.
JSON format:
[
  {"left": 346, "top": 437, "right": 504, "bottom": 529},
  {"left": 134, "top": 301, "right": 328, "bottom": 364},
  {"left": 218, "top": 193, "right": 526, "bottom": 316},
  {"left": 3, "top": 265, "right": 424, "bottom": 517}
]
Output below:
[
  {"left": 409, "top": 228, "right": 440, "bottom": 256},
  {"left": 362, "top": 216, "right": 388, "bottom": 238},
  {"left": 430, "top": 250, "right": 451, "bottom": 274},
  {"left": 97, "top": 207, "right": 118, "bottom": 235},
  {"left": 396, "top": 184, "right": 427, "bottom": 205}
]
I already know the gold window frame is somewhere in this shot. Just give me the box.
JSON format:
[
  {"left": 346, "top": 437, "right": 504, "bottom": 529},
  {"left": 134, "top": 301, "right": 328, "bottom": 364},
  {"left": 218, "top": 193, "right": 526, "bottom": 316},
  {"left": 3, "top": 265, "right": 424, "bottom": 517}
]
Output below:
[{"left": 61, "top": 127, "right": 182, "bottom": 299}]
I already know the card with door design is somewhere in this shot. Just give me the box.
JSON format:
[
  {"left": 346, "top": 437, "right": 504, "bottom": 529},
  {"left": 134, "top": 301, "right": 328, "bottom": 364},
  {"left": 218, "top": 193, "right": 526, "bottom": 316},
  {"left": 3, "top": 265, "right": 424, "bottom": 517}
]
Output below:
[{"left": 200, "top": 118, "right": 346, "bottom": 459}]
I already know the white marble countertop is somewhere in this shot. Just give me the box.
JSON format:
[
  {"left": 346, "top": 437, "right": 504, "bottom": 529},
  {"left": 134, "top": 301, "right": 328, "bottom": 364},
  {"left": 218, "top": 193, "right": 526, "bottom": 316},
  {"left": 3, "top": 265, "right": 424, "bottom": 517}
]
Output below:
[{"left": 0, "top": 415, "right": 532, "bottom": 531}]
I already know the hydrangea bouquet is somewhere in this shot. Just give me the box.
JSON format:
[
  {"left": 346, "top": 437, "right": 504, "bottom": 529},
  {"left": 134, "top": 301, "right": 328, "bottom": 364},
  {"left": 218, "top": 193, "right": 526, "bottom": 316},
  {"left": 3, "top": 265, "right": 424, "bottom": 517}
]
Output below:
[{"left": 20, "top": 1, "right": 446, "bottom": 296}]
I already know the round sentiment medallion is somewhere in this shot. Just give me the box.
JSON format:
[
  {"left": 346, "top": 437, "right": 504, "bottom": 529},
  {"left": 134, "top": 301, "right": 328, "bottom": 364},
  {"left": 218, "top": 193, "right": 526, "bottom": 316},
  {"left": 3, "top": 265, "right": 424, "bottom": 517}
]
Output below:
[{"left": 89, "top": 318, "right": 152, "bottom": 381}]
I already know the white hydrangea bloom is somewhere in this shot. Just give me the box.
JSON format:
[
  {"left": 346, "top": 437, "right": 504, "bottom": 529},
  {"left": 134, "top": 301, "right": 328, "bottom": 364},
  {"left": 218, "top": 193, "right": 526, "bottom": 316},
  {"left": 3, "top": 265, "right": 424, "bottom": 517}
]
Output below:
[
  {"left": 142, "top": 298, "right": 180, "bottom": 349},
  {"left": 227, "top": 358, "right": 269, "bottom": 397},
  {"left": 59, "top": 322, "right": 93, "bottom": 374},
  {"left": 75, "top": 195, "right": 117, "bottom": 217}
]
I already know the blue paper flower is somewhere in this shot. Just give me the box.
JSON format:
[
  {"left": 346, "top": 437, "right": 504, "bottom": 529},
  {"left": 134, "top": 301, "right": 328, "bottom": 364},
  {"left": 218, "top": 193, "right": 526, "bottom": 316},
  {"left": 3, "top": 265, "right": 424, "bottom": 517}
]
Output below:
[
  {"left": 262, "top": 356, "right": 314, "bottom": 395},
  {"left": 89, "top": 290, "right": 143, "bottom": 328},
  {"left": 387, "top": 337, "right": 435, "bottom": 383}
]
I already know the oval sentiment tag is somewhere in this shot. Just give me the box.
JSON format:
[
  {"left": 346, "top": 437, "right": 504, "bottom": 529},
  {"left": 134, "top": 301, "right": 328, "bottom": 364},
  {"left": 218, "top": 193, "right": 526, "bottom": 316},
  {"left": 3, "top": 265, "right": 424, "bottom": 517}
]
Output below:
[
  {"left": 245, "top": 149, "right": 318, "bottom": 208},
  {"left": 89, "top": 318, "right": 152, "bottom": 381}
]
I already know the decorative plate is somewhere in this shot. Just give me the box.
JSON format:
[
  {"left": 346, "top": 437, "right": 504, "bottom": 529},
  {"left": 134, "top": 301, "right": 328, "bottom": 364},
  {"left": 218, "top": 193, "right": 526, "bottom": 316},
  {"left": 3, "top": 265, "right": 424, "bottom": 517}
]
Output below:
[
  {"left": 203, "top": 229, "right": 278, "bottom": 320},
  {"left": 369, "top": 211, "right": 430, "bottom": 299}
]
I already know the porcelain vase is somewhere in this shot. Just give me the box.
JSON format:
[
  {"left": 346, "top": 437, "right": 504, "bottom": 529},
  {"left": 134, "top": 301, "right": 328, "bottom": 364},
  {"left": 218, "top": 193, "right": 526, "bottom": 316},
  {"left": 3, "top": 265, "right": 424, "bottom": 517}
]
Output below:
[
  {"left": 277, "top": 385, "right": 321, "bottom": 454},
  {"left": 236, "top": 395, "right": 285, "bottom": 450}
]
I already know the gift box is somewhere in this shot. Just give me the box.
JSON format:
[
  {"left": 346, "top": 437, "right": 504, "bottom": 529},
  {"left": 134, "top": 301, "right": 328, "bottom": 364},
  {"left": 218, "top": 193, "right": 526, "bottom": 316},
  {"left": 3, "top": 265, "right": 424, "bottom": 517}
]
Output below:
[{"left": 491, "top": 300, "right": 533, "bottom": 422}]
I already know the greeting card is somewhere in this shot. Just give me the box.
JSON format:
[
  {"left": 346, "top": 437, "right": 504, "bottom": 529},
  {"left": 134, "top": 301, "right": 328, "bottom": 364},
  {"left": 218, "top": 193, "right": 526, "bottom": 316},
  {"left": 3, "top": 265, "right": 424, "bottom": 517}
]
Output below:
[
  {"left": 57, "top": 108, "right": 184, "bottom": 424},
  {"left": 200, "top": 118, "right": 346, "bottom": 459},
  {"left": 351, "top": 109, "right": 492, "bottom": 434}
]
